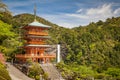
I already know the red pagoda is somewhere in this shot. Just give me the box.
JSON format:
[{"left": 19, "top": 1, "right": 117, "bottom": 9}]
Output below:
[{"left": 15, "top": 20, "right": 56, "bottom": 63}]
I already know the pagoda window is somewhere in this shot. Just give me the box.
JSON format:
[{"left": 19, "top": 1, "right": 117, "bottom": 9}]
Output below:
[{"left": 37, "top": 52, "right": 40, "bottom": 55}]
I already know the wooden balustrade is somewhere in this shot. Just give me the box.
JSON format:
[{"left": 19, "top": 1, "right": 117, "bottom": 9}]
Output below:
[
  {"left": 15, "top": 53, "right": 56, "bottom": 58},
  {"left": 27, "top": 31, "right": 48, "bottom": 36},
  {"left": 27, "top": 41, "right": 45, "bottom": 45}
]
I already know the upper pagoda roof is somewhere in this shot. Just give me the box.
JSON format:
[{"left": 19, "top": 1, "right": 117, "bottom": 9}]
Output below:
[
  {"left": 21, "top": 21, "right": 51, "bottom": 29},
  {"left": 28, "top": 21, "right": 51, "bottom": 28}
]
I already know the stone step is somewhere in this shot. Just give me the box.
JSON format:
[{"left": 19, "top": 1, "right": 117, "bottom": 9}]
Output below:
[{"left": 40, "top": 63, "right": 64, "bottom": 80}]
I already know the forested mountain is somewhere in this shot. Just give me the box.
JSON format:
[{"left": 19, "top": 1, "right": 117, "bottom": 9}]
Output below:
[
  {"left": 12, "top": 13, "right": 120, "bottom": 80},
  {"left": 0, "top": 1, "right": 120, "bottom": 80}
]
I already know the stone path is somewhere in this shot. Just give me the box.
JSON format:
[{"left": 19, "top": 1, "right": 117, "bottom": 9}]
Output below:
[
  {"left": 7, "top": 63, "right": 34, "bottom": 80},
  {"left": 40, "top": 63, "right": 64, "bottom": 80}
]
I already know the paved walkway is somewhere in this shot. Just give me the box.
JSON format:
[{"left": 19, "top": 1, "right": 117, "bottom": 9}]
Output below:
[{"left": 7, "top": 63, "right": 34, "bottom": 80}]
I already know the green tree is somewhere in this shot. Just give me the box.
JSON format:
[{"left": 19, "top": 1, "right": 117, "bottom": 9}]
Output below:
[
  {"left": 28, "top": 63, "right": 43, "bottom": 80},
  {"left": 105, "top": 68, "right": 120, "bottom": 77}
]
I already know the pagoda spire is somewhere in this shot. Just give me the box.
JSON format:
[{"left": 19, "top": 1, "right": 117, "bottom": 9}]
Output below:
[{"left": 34, "top": 3, "right": 37, "bottom": 21}]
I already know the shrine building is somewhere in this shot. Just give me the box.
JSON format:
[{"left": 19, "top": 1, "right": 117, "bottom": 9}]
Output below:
[{"left": 15, "top": 20, "right": 56, "bottom": 63}]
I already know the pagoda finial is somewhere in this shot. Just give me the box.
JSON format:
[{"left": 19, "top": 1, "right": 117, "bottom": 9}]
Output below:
[{"left": 34, "top": 3, "right": 37, "bottom": 21}]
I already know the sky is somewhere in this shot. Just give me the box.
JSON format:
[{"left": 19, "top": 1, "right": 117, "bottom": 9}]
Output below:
[{"left": 3, "top": 0, "right": 120, "bottom": 28}]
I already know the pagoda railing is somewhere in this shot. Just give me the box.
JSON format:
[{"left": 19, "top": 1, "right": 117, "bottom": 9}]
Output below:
[
  {"left": 27, "top": 41, "right": 45, "bottom": 45},
  {"left": 15, "top": 53, "right": 56, "bottom": 58},
  {"left": 27, "top": 31, "right": 48, "bottom": 36}
]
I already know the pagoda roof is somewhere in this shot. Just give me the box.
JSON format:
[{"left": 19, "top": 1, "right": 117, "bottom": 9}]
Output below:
[{"left": 28, "top": 21, "right": 51, "bottom": 28}]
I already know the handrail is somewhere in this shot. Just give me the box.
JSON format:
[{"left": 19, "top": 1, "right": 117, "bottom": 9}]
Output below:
[
  {"left": 15, "top": 53, "right": 56, "bottom": 58},
  {"left": 27, "top": 42, "right": 45, "bottom": 45},
  {"left": 27, "top": 31, "right": 48, "bottom": 36}
]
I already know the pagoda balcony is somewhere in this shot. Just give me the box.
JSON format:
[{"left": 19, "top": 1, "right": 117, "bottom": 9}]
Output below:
[
  {"left": 15, "top": 53, "right": 56, "bottom": 58},
  {"left": 23, "top": 35, "right": 51, "bottom": 40},
  {"left": 27, "top": 42, "right": 46, "bottom": 45},
  {"left": 23, "top": 44, "right": 51, "bottom": 48},
  {"left": 27, "top": 31, "right": 48, "bottom": 36}
]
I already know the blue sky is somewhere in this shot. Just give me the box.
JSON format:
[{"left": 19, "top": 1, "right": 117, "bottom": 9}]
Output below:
[{"left": 3, "top": 0, "right": 120, "bottom": 28}]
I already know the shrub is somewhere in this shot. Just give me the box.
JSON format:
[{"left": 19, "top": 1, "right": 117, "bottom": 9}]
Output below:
[
  {"left": 105, "top": 68, "right": 120, "bottom": 77},
  {"left": 28, "top": 62, "right": 43, "bottom": 80},
  {"left": 94, "top": 74, "right": 106, "bottom": 79},
  {"left": 0, "top": 63, "right": 11, "bottom": 80},
  {"left": 43, "top": 73, "right": 49, "bottom": 80}
]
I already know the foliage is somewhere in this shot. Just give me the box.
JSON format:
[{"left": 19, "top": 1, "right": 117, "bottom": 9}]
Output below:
[
  {"left": 0, "top": 20, "right": 21, "bottom": 60},
  {"left": 56, "top": 62, "right": 96, "bottom": 80},
  {"left": 28, "top": 63, "right": 43, "bottom": 80},
  {"left": 43, "top": 73, "right": 49, "bottom": 80},
  {"left": 0, "top": 63, "right": 11, "bottom": 80},
  {"left": 0, "top": 1, "right": 12, "bottom": 24},
  {"left": 0, "top": 1, "right": 10, "bottom": 13},
  {"left": 105, "top": 68, "right": 120, "bottom": 77},
  {"left": 26, "top": 58, "right": 33, "bottom": 65},
  {"left": 55, "top": 17, "right": 120, "bottom": 79},
  {"left": 0, "top": 20, "right": 14, "bottom": 39}
]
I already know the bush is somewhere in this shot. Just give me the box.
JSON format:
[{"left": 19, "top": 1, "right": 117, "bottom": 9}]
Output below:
[
  {"left": 0, "top": 63, "right": 11, "bottom": 80},
  {"left": 94, "top": 74, "right": 106, "bottom": 79},
  {"left": 43, "top": 73, "right": 49, "bottom": 80},
  {"left": 116, "top": 76, "right": 120, "bottom": 80},
  {"left": 35, "top": 75, "right": 40, "bottom": 80},
  {"left": 28, "top": 62, "right": 43, "bottom": 80},
  {"left": 105, "top": 68, "right": 120, "bottom": 77}
]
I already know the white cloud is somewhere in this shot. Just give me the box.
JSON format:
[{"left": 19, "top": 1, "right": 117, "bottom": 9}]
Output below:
[
  {"left": 41, "top": 3, "right": 120, "bottom": 28},
  {"left": 66, "top": 4, "right": 115, "bottom": 21},
  {"left": 114, "top": 8, "right": 120, "bottom": 15},
  {"left": 76, "top": 9, "right": 83, "bottom": 13},
  {"left": 86, "top": 4, "right": 112, "bottom": 15},
  {"left": 9, "top": 2, "right": 120, "bottom": 28},
  {"left": 4, "top": 0, "right": 120, "bottom": 28},
  {"left": 65, "top": 13, "right": 88, "bottom": 19},
  {"left": 60, "top": 3, "right": 120, "bottom": 28},
  {"left": 40, "top": 13, "right": 81, "bottom": 28}
]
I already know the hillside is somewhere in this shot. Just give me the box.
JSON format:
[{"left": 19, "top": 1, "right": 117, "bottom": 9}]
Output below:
[
  {"left": 0, "top": 5, "right": 120, "bottom": 80},
  {"left": 56, "top": 18, "right": 120, "bottom": 79},
  {"left": 12, "top": 13, "right": 59, "bottom": 27},
  {"left": 12, "top": 14, "right": 120, "bottom": 79}
]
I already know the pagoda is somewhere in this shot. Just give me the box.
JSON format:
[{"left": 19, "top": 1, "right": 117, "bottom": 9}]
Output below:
[
  {"left": 15, "top": 20, "right": 56, "bottom": 63},
  {"left": 15, "top": 6, "right": 56, "bottom": 63}
]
